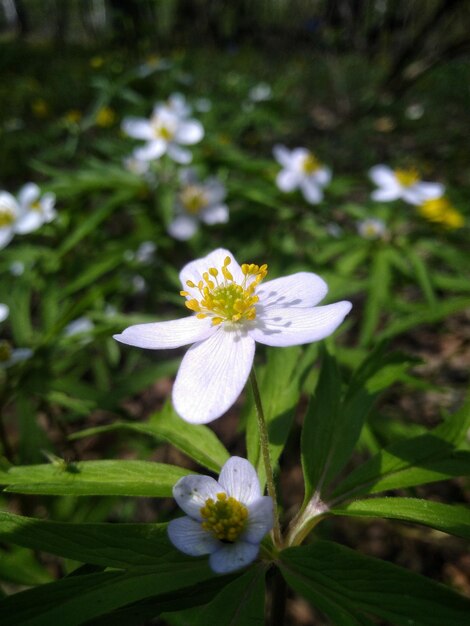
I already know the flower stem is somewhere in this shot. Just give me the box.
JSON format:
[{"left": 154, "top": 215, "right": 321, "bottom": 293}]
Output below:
[{"left": 249, "top": 368, "right": 282, "bottom": 548}]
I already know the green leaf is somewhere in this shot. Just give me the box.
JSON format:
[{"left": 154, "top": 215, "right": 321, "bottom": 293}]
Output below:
[
  {"left": 0, "top": 460, "right": 189, "bottom": 497},
  {"left": 331, "top": 497, "right": 470, "bottom": 540},
  {"left": 0, "top": 511, "right": 174, "bottom": 569},
  {"left": 72, "top": 402, "right": 230, "bottom": 473},
  {"left": 247, "top": 346, "right": 314, "bottom": 485},
  {"left": 168, "top": 566, "right": 266, "bottom": 626},
  {"left": 0, "top": 560, "right": 216, "bottom": 626},
  {"left": 404, "top": 247, "right": 437, "bottom": 306},
  {"left": 280, "top": 540, "right": 470, "bottom": 626},
  {"left": 0, "top": 545, "right": 53, "bottom": 586},
  {"left": 331, "top": 398, "right": 470, "bottom": 502},
  {"left": 359, "top": 248, "right": 392, "bottom": 347}
]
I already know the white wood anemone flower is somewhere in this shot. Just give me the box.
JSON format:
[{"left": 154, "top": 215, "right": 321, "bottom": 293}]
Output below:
[
  {"left": 122, "top": 102, "right": 204, "bottom": 165},
  {"left": 14, "top": 183, "right": 56, "bottom": 235},
  {"left": 114, "top": 248, "right": 352, "bottom": 424},
  {"left": 0, "top": 191, "right": 20, "bottom": 249},
  {"left": 168, "top": 168, "right": 229, "bottom": 241},
  {"left": 369, "top": 165, "right": 444, "bottom": 206},
  {"left": 273, "top": 145, "right": 331, "bottom": 204},
  {"left": 357, "top": 218, "right": 387, "bottom": 240},
  {"left": 168, "top": 456, "right": 273, "bottom": 574}
]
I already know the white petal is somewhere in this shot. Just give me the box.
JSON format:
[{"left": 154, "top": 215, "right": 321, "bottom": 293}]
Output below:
[
  {"left": 0, "top": 228, "right": 14, "bottom": 249},
  {"left": 173, "top": 475, "right": 223, "bottom": 519},
  {"left": 242, "top": 497, "right": 274, "bottom": 543},
  {"left": 114, "top": 316, "right": 215, "bottom": 349},
  {"left": 133, "top": 140, "right": 167, "bottom": 161},
  {"left": 0, "top": 304, "right": 9, "bottom": 323},
  {"left": 200, "top": 203, "right": 229, "bottom": 225},
  {"left": 273, "top": 144, "right": 293, "bottom": 168},
  {"left": 250, "top": 301, "right": 352, "bottom": 347},
  {"left": 167, "top": 143, "right": 192, "bottom": 164},
  {"left": 209, "top": 542, "right": 259, "bottom": 574},
  {"left": 14, "top": 212, "right": 43, "bottom": 234},
  {"left": 174, "top": 120, "right": 204, "bottom": 145},
  {"left": 168, "top": 215, "right": 198, "bottom": 240},
  {"left": 257, "top": 272, "right": 328, "bottom": 309},
  {"left": 369, "top": 165, "right": 396, "bottom": 187},
  {"left": 18, "top": 183, "right": 39, "bottom": 208},
  {"left": 218, "top": 457, "right": 261, "bottom": 505},
  {"left": 178, "top": 168, "right": 197, "bottom": 185},
  {"left": 0, "top": 192, "right": 19, "bottom": 214},
  {"left": 300, "top": 179, "right": 323, "bottom": 204},
  {"left": 172, "top": 329, "right": 255, "bottom": 424},
  {"left": 313, "top": 167, "right": 332, "bottom": 187},
  {"left": 204, "top": 179, "right": 226, "bottom": 205},
  {"left": 371, "top": 186, "right": 401, "bottom": 202},
  {"left": 168, "top": 517, "right": 219, "bottom": 555},
  {"left": 405, "top": 182, "right": 444, "bottom": 205},
  {"left": 121, "top": 117, "right": 154, "bottom": 140},
  {"left": 179, "top": 248, "right": 244, "bottom": 291},
  {"left": 276, "top": 170, "right": 299, "bottom": 192}
]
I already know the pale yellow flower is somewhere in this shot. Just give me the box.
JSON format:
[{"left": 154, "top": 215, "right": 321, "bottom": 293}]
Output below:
[{"left": 418, "top": 197, "right": 464, "bottom": 229}]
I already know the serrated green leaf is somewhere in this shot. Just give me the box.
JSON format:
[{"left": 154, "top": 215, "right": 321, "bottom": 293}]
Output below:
[
  {"left": 331, "top": 497, "right": 470, "bottom": 540},
  {"left": 0, "top": 460, "right": 189, "bottom": 497},
  {"left": 280, "top": 540, "right": 470, "bottom": 626}
]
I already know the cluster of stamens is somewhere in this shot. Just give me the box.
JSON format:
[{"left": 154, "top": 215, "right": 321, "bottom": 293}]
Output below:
[
  {"left": 180, "top": 256, "right": 268, "bottom": 326},
  {"left": 302, "top": 152, "right": 321, "bottom": 175},
  {"left": 395, "top": 168, "right": 419, "bottom": 187},
  {"left": 200, "top": 492, "right": 248, "bottom": 542},
  {"left": 180, "top": 185, "right": 207, "bottom": 214},
  {"left": 0, "top": 208, "right": 15, "bottom": 228}
]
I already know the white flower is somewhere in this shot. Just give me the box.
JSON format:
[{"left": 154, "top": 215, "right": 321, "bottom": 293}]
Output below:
[
  {"left": 114, "top": 248, "right": 351, "bottom": 424},
  {"left": 357, "top": 218, "right": 387, "bottom": 240},
  {"left": 168, "top": 169, "right": 229, "bottom": 241},
  {"left": 63, "top": 317, "right": 94, "bottom": 337},
  {"left": 248, "top": 82, "right": 272, "bottom": 102},
  {"left": 369, "top": 165, "right": 444, "bottom": 206},
  {"left": 0, "top": 304, "right": 9, "bottom": 323},
  {"left": 273, "top": 145, "right": 331, "bottom": 204},
  {"left": 14, "top": 183, "right": 56, "bottom": 235},
  {"left": 10, "top": 261, "right": 25, "bottom": 276},
  {"left": 123, "top": 155, "right": 150, "bottom": 176},
  {"left": 0, "top": 191, "right": 20, "bottom": 249},
  {"left": 135, "top": 241, "right": 157, "bottom": 264},
  {"left": 122, "top": 102, "right": 204, "bottom": 165},
  {"left": 168, "top": 456, "right": 273, "bottom": 574},
  {"left": 166, "top": 93, "right": 192, "bottom": 118}
]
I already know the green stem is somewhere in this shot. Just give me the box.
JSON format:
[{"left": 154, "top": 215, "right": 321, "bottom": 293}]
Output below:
[{"left": 249, "top": 369, "right": 282, "bottom": 548}]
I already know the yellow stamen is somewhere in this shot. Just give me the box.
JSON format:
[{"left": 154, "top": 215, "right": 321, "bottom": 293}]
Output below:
[
  {"left": 181, "top": 256, "right": 268, "bottom": 326},
  {"left": 302, "top": 152, "right": 321, "bottom": 175},
  {"left": 0, "top": 209, "right": 15, "bottom": 228},
  {"left": 180, "top": 185, "right": 207, "bottom": 214},
  {"left": 395, "top": 168, "right": 419, "bottom": 187},
  {"left": 200, "top": 492, "right": 248, "bottom": 542}
]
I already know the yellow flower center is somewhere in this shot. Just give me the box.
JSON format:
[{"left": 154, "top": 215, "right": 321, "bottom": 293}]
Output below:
[
  {"left": 0, "top": 340, "right": 12, "bottom": 362},
  {"left": 200, "top": 492, "right": 248, "bottom": 542},
  {"left": 395, "top": 168, "right": 419, "bottom": 187},
  {"left": 31, "top": 200, "right": 42, "bottom": 212},
  {"left": 0, "top": 208, "right": 15, "bottom": 228},
  {"left": 418, "top": 198, "right": 464, "bottom": 230},
  {"left": 180, "top": 185, "right": 207, "bottom": 214},
  {"left": 152, "top": 120, "right": 174, "bottom": 141},
  {"left": 181, "top": 256, "right": 268, "bottom": 326},
  {"left": 302, "top": 153, "right": 321, "bottom": 175}
]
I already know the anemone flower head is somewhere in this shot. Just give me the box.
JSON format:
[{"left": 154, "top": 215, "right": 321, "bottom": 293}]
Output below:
[
  {"left": 114, "top": 248, "right": 352, "bottom": 424},
  {"left": 357, "top": 218, "right": 387, "bottom": 240},
  {"left": 14, "top": 183, "right": 56, "bottom": 235},
  {"left": 0, "top": 191, "right": 20, "bottom": 249},
  {"left": 168, "top": 169, "right": 229, "bottom": 241},
  {"left": 168, "top": 456, "right": 273, "bottom": 574},
  {"left": 122, "top": 102, "right": 204, "bottom": 165},
  {"left": 273, "top": 145, "right": 331, "bottom": 204},
  {"left": 369, "top": 165, "right": 444, "bottom": 206}
]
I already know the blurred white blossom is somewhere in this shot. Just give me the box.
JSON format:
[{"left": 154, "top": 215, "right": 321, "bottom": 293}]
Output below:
[
  {"left": 369, "top": 165, "right": 443, "bottom": 205},
  {"left": 273, "top": 145, "right": 331, "bottom": 204},
  {"left": 15, "top": 183, "right": 56, "bottom": 235}
]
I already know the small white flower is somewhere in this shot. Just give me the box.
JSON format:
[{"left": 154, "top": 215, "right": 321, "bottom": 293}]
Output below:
[
  {"left": 248, "top": 82, "right": 272, "bottom": 103},
  {"left": 64, "top": 317, "right": 94, "bottom": 337},
  {"left": 168, "top": 456, "right": 273, "bottom": 574},
  {"left": 123, "top": 155, "right": 150, "bottom": 177},
  {"left": 0, "top": 304, "right": 9, "bottom": 323},
  {"left": 132, "top": 275, "right": 147, "bottom": 294},
  {"left": 168, "top": 169, "right": 229, "bottom": 241},
  {"left": 273, "top": 145, "right": 331, "bottom": 204},
  {"left": 14, "top": 183, "right": 56, "bottom": 235},
  {"left": 0, "top": 191, "right": 20, "bottom": 249},
  {"left": 122, "top": 101, "right": 204, "bottom": 165},
  {"left": 114, "top": 248, "right": 351, "bottom": 424},
  {"left": 10, "top": 261, "right": 25, "bottom": 276},
  {"left": 357, "top": 218, "right": 387, "bottom": 240},
  {"left": 135, "top": 241, "right": 157, "bottom": 265},
  {"left": 369, "top": 165, "right": 444, "bottom": 206}
]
